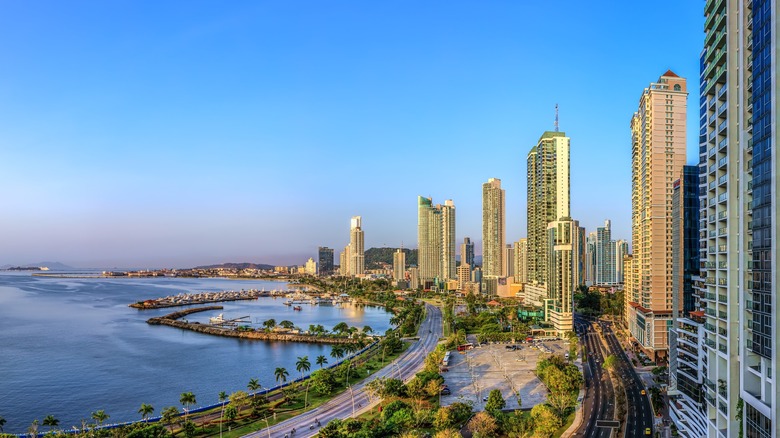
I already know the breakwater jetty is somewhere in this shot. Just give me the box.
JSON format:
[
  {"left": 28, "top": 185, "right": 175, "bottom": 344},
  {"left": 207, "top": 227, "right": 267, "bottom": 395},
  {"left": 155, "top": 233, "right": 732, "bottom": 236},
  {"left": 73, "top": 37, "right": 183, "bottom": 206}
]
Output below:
[
  {"left": 147, "top": 307, "right": 362, "bottom": 345},
  {"left": 130, "top": 288, "right": 269, "bottom": 309}
]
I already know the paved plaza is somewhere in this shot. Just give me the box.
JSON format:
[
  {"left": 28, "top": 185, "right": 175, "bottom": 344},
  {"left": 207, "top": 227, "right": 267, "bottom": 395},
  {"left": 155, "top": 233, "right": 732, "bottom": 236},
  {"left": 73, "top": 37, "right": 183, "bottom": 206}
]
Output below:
[{"left": 440, "top": 340, "right": 568, "bottom": 410}]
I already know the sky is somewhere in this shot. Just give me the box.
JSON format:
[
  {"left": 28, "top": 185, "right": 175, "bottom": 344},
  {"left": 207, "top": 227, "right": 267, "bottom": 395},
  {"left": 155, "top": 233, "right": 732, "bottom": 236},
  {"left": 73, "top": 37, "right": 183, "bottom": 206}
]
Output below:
[{"left": 0, "top": 1, "right": 705, "bottom": 269}]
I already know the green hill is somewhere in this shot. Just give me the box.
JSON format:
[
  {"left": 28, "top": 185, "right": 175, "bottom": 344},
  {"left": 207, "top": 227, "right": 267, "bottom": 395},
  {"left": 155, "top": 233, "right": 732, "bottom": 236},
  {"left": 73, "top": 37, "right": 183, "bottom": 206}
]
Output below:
[{"left": 364, "top": 247, "right": 417, "bottom": 269}]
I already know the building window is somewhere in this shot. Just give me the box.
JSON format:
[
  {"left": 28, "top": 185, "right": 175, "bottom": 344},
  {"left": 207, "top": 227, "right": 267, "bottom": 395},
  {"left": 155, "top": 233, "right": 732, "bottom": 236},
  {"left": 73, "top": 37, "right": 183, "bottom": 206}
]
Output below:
[{"left": 674, "top": 84, "right": 682, "bottom": 91}]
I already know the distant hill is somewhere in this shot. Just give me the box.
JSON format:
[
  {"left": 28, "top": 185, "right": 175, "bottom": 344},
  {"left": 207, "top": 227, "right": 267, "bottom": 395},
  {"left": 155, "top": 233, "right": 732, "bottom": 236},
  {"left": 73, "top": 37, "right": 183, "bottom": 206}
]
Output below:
[
  {"left": 1, "top": 261, "right": 74, "bottom": 270},
  {"left": 365, "top": 247, "right": 418, "bottom": 269},
  {"left": 193, "top": 262, "right": 276, "bottom": 270}
]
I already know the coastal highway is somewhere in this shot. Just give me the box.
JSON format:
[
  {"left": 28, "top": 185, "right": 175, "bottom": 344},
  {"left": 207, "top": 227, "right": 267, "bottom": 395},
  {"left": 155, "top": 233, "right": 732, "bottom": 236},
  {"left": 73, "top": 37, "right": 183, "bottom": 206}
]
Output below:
[
  {"left": 243, "top": 303, "right": 443, "bottom": 438},
  {"left": 574, "top": 316, "right": 615, "bottom": 438}
]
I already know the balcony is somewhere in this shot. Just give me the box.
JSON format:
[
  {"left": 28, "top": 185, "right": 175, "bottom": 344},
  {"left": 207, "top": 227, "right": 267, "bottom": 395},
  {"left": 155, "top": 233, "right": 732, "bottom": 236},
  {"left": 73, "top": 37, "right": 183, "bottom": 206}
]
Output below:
[
  {"left": 718, "top": 294, "right": 728, "bottom": 303},
  {"left": 717, "top": 85, "right": 727, "bottom": 100},
  {"left": 718, "top": 344, "right": 727, "bottom": 354},
  {"left": 718, "top": 103, "right": 727, "bottom": 117},
  {"left": 718, "top": 156, "right": 728, "bottom": 169},
  {"left": 718, "top": 211, "right": 727, "bottom": 220}
]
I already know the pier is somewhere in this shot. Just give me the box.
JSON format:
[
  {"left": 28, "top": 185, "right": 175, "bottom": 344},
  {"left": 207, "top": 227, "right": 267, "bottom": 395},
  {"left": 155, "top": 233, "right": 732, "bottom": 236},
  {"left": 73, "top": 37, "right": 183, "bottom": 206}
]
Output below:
[{"left": 129, "top": 289, "right": 269, "bottom": 309}]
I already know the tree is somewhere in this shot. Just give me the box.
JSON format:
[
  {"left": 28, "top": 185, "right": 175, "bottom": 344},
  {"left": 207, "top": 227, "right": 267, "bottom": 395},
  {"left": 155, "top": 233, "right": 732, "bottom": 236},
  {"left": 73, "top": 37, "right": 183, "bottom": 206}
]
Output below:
[
  {"left": 179, "top": 392, "right": 196, "bottom": 420},
  {"left": 330, "top": 345, "right": 345, "bottom": 360},
  {"left": 138, "top": 404, "right": 154, "bottom": 423},
  {"left": 262, "top": 319, "right": 276, "bottom": 330},
  {"left": 467, "top": 411, "right": 497, "bottom": 438},
  {"left": 274, "top": 367, "right": 289, "bottom": 385},
  {"left": 161, "top": 407, "right": 179, "bottom": 434},
  {"left": 310, "top": 369, "right": 337, "bottom": 395},
  {"left": 27, "top": 419, "right": 38, "bottom": 438},
  {"left": 279, "top": 320, "right": 295, "bottom": 329},
  {"left": 296, "top": 355, "right": 312, "bottom": 407},
  {"left": 602, "top": 354, "right": 618, "bottom": 376},
  {"left": 434, "top": 429, "right": 462, "bottom": 438},
  {"left": 316, "top": 355, "right": 328, "bottom": 368},
  {"left": 530, "top": 404, "right": 562, "bottom": 437},
  {"left": 218, "top": 391, "right": 228, "bottom": 438},
  {"left": 223, "top": 405, "right": 237, "bottom": 429},
  {"left": 228, "top": 391, "right": 250, "bottom": 412},
  {"left": 42, "top": 415, "right": 59, "bottom": 431},
  {"left": 181, "top": 421, "right": 196, "bottom": 438},
  {"left": 485, "top": 389, "right": 506, "bottom": 415},
  {"left": 362, "top": 325, "right": 373, "bottom": 335},
  {"left": 332, "top": 321, "right": 350, "bottom": 335},
  {"left": 91, "top": 410, "right": 109, "bottom": 427},
  {"left": 0, "top": 416, "right": 6, "bottom": 433}
]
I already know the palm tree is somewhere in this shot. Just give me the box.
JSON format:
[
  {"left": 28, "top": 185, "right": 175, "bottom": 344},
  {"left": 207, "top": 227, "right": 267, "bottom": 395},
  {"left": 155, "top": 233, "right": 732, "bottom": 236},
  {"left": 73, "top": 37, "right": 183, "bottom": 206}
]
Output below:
[
  {"left": 262, "top": 319, "right": 276, "bottom": 330},
  {"left": 42, "top": 415, "right": 59, "bottom": 431},
  {"left": 91, "top": 410, "right": 109, "bottom": 427},
  {"left": 138, "top": 404, "right": 154, "bottom": 423},
  {"left": 247, "top": 378, "right": 260, "bottom": 393},
  {"left": 296, "top": 356, "right": 312, "bottom": 407},
  {"left": 274, "top": 367, "right": 289, "bottom": 385},
  {"left": 218, "top": 391, "right": 227, "bottom": 438},
  {"left": 179, "top": 392, "right": 196, "bottom": 421},
  {"left": 0, "top": 416, "right": 5, "bottom": 433},
  {"left": 332, "top": 321, "right": 349, "bottom": 335},
  {"left": 330, "top": 345, "right": 345, "bottom": 360},
  {"left": 279, "top": 320, "right": 295, "bottom": 329},
  {"left": 316, "top": 355, "right": 328, "bottom": 368},
  {"left": 362, "top": 325, "right": 373, "bottom": 335}
]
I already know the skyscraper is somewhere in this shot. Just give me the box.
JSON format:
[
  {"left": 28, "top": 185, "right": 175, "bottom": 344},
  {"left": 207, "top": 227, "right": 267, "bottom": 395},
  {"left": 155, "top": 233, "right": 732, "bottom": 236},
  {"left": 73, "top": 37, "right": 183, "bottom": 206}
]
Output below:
[
  {"left": 514, "top": 238, "right": 527, "bottom": 284},
  {"left": 527, "top": 131, "right": 570, "bottom": 287},
  {"left": 614, "top": 240, "right": 628, "bottom": 284},
  {"left": 626, "top": 70, "right": 687, "bottom": 362},
  {"left": 685, "top": 2, "right": 780, "bottom": 436},
  {"left": 417, "top": 196, "right": 456, "bottom": 284},
  {"left": 482, "top": 178, "right": 506, "bottom": 277},
  {"left": 547, "top": 217, "right": 584, "bottom": 335},
  {"left": 461, "top": 237, "right": 475, "bottom": 270},
  {"left": 504, "top": 244, "right": 515, "bottom": 280},
  {"left": 585, "top": 231, "right": 597, "bottom": 286},
  {"left": 347, "top": 216, "right": 364, "bottom": 276},
  {"left": 393, "top": 248, "right": 405, "bottom": 282},
  {"left": 668, "top": 165, "right": 705, "bottom": 438},
  {"left": 318, "top": 247, "right": 334, "bottom": 276},
  {"left": 595, "top": 220, "right": 616, "bottom": 285}
]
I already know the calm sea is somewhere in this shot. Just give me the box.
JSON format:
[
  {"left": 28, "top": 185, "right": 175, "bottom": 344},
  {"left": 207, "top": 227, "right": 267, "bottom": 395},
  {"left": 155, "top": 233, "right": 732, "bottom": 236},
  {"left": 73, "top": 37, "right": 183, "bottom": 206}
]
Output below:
[{"left": 0, "top": 272, "right": 391, "bottom": 433}]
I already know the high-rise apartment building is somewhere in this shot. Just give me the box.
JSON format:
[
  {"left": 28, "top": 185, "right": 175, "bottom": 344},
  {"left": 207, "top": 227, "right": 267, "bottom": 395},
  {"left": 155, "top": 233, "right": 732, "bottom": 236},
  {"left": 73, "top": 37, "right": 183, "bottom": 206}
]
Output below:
[
  {"left": 339, "top": 249, "right": 348, "bottom": 276},
  {"left": 318, "top": 247, "right": 334, "bottom": 276},
  {"left": 393, "top": 248, "right": 405, "bottom": 282},
  {"left": 668, "top": 165, "right": 706, "bottom": 438},
  {"left": 626, "top": 70, "right": 687, "bottom": 362},
  {"left": 614, "top": 240, "right": 628, "bottom": 284},
  {"left": 482, "top": 178, "right": 506, "bottom": 277},
  {"left": 547, "top": 217, "right": 584, "bottom": 335},
  {"left": 685, "top": 2, "right": 780, "bottom": 436},
  {"left": 595, "top": 220, "right": 616, "bottom": 285},
  {"left": 527, "top": 131, "right": 570, "bottom": 287},
  {"left": 461, "top": 237, "right": 475, "bottom": 270},
  {"left": 304, "top": 258, "right": 317, "bottom": 276},
  {"left": 504, "top": 244, "right": 515, "bottom": 279},
  {"left": 418, "top": 196, "right": 456, "bottom": 283},
  {"left": 514, "top": 238, "right": 528, "bottom": 284},
  {"left": 586, "top": 231, "right": 597, "bottom": 286},
  {"left": 347, "top": 216, "right": 365, "bottom": 276}
]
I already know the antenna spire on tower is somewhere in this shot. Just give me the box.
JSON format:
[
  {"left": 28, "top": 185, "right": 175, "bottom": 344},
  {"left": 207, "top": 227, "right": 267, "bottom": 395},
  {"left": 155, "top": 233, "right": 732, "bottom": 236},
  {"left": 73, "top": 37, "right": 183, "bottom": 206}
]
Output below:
[{"left": 554, "top": 104, "right": 559, "bottom": 132}]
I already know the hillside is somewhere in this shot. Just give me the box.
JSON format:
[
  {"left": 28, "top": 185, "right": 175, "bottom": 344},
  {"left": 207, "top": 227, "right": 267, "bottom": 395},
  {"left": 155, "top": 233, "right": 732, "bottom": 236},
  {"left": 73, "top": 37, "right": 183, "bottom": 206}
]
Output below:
[{"left": 364, "top": 247, "right": 418, "bottom": 269}]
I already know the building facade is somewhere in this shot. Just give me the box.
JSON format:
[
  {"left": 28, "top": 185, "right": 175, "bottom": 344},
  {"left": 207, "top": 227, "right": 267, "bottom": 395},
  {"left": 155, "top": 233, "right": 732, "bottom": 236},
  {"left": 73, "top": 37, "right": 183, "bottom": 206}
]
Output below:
[
  {"left": 348, "top": 216, "right": 365, "bottom": 276},
  {"left": 482, "top": 178, "right": 506, "bottom": 277},
  {"left": 626, "top": 70, "right": 687, "bottom": 362},
  {"left": 514, "top": 238, "right": 528, "bottom": 284},
  {"left": 461, "top": 237, "right": 475, "bottom": 270}
]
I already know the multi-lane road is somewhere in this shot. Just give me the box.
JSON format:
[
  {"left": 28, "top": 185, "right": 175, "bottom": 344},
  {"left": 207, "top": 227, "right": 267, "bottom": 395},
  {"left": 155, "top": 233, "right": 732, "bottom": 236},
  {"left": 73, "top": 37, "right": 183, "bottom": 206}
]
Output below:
[
  {"left": 574, "top": 315, "right": 653, "bottom": 438},
  {"left": 243, "top": 303, "right": 443, "bottom": 438}
]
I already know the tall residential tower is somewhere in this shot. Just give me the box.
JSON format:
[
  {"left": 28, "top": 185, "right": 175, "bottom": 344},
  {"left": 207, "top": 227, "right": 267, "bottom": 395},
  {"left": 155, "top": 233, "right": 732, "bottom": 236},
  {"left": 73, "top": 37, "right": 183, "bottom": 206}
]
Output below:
[
  {"left": 417, "top": 196, "right": 456, "bottom": 285},
  {"left": 482, "top": 178, "right": 506, "bottom": 278}
]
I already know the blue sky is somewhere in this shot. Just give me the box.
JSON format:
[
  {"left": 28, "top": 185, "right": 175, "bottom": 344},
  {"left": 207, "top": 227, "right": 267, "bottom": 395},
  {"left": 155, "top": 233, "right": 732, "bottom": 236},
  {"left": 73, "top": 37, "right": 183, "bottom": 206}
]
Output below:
[{"left": 0, "top": 1, "right": 704, "bottom": 268}]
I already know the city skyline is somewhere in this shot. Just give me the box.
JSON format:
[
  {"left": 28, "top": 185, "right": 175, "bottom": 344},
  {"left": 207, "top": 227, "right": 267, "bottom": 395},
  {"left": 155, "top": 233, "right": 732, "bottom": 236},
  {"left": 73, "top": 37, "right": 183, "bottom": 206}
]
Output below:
[{"left": 0, "top": 2, "right": 705, "bottom": 268}]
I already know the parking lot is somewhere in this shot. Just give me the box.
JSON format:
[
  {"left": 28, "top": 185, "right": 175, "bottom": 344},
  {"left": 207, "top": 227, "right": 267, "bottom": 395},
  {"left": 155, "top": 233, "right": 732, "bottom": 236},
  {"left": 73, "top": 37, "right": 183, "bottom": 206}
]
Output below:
[{"left": 440, "top": 340, "right": 569, "bottom": 410}]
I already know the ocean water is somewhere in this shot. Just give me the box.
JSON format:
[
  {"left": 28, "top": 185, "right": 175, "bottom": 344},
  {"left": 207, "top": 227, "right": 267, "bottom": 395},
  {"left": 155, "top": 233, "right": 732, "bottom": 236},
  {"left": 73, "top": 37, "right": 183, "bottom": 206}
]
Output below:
[{"left": 0, "top": 273, "right": 390, "bottom": 433}]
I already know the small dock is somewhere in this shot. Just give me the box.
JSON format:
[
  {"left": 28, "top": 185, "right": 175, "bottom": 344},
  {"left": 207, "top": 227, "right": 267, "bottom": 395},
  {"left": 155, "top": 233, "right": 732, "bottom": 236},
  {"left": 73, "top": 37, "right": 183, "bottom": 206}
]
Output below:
[{"left": 130, "top": 289, "right": 269, "bottom": 309}]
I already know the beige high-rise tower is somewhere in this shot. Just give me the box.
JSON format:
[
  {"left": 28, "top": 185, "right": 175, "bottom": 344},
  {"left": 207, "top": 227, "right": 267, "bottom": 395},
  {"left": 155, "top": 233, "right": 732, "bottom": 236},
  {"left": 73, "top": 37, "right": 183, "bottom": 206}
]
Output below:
[
  {"left": 482, "top": 178, "right": 506, "bottom": 278},
  {"left": 417, "top": 196, "right": 456, "bottom": 284},
  {"left": 625, "top": 71, "right": 687, "bottom": 362},
  {"left": 527, "top": 131, "right": 570, "bottom": 287},
  {"left": 348, "top": 216, "right": 364, "bottom": 276}
]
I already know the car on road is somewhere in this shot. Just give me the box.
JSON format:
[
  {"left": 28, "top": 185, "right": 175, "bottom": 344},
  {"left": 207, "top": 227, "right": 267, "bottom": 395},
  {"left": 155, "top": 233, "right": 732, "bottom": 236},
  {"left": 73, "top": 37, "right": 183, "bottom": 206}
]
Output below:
[{"left": 645, "top": 427, "right": 651, "bottom": 435}]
